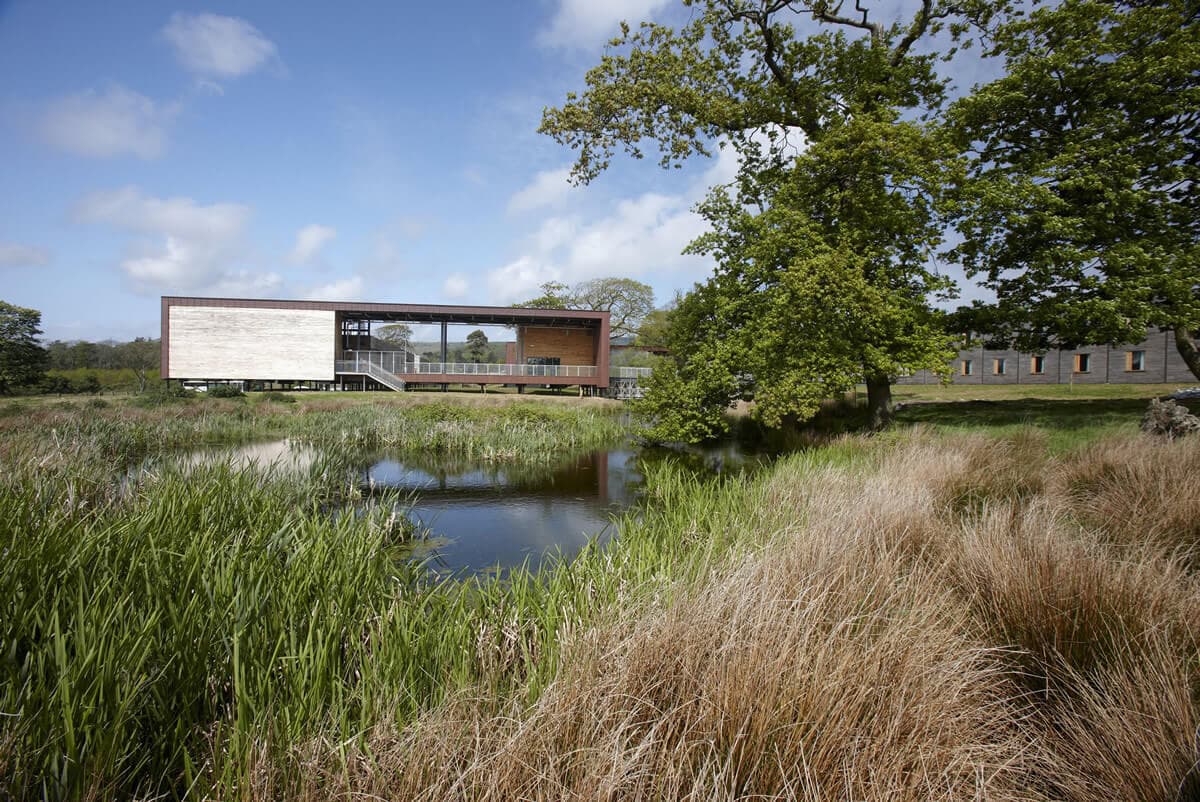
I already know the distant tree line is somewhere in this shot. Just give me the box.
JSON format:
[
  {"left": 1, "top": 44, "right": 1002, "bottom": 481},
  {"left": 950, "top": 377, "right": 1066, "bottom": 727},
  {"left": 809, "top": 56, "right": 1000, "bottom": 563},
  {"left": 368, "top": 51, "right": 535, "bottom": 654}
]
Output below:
[
  {"left": 45, "top": 338, "right": 160, "bottom": 372},
  {"left": 0, "top": 300, "right": 161, "bottom": 395}
]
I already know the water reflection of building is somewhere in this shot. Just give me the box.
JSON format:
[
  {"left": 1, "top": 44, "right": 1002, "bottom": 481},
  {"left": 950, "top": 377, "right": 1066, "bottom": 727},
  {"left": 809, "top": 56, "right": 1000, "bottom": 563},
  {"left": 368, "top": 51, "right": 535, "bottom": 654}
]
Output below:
[{"left": 365, "top": 450, "right": 621, "bottom": 505}]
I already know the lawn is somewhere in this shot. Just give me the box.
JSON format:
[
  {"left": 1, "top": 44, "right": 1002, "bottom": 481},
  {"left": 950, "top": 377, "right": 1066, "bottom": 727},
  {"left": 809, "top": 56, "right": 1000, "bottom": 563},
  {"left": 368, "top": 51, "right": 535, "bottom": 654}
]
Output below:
[
  {"left": 889, "top": 383, "right": 1199, "bottom": 450},
  {"left": 890, "top": 381, "right": 1195, "bottom": 402}
]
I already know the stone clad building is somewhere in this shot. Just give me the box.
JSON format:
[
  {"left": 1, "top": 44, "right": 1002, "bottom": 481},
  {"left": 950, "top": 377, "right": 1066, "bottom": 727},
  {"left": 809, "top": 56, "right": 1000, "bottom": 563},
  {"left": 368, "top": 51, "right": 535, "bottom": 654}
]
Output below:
[{"left": 897, "top": 330, "right": 1196, "bottom": 386}]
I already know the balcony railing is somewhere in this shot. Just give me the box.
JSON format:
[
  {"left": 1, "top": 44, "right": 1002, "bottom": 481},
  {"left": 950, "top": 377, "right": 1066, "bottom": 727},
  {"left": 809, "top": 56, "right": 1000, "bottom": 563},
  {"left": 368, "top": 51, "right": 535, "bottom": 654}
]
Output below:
[
  {"left": 338, "top": 351, "right": 598, "bottom": 378},
  {"left": 613, "top": 367, "right": 654, "bottom": 378}
]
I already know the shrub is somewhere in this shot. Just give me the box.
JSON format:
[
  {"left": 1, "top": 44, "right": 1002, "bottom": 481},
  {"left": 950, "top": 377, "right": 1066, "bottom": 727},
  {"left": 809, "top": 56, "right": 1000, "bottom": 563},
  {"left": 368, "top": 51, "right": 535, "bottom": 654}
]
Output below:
[
  {"left": 129, "top": 383, "right": 192, "bottom": 408},
  {"left": 71, "top": 374, "right": 101, "bottom": 395},
  {"left": 40, "top": 375, "right": 73, "bottom": 395},
  {"left": 259, "top": 391, "right": 297, "bottom": 404},
  {"left": 207, "top": 383, "right": 244, "bottom": 399},
  {"left": 1141, "top": 398, "right": 1200, "bottom": 439}
]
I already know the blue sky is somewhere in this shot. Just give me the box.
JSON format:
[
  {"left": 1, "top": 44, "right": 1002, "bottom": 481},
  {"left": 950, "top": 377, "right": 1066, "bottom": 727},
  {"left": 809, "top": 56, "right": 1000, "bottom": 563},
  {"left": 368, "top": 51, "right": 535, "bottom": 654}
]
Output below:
[{"left": 0, "top": 0, "right": 989, "bottom": 342}]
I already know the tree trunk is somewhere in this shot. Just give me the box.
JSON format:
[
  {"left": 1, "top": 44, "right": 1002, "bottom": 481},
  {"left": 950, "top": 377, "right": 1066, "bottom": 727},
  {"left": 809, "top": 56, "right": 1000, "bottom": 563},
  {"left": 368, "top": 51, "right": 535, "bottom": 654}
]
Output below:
[
  {"left": 1175, "top": 326, "right": 1200, "bottom": 381},
  {"left": 865, "top": 372, "right": 894, "bottom": 430}
]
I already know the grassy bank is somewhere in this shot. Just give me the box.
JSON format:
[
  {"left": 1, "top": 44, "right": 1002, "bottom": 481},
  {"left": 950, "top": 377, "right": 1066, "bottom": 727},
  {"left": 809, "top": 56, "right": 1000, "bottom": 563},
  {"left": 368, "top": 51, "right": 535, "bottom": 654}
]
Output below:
[
  {"left": 3, "top": 396, "right": 1199, "bottom": 798},
  {"left": 0, "top": 393, "right": 625, "bottom": 475}
]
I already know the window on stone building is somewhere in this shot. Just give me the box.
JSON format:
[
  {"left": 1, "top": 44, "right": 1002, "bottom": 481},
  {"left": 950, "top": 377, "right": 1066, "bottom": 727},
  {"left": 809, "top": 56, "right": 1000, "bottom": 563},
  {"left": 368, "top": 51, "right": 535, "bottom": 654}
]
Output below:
[
  {"left": 1074, "top": 353, "right": 1091, "bottom": 373},
  {"left": 993, "top": 358, "right": 1006, "bottom": 375},
  {"left": 961, "top": 359, "right": 973, "bottom": 376},
  {"left": 1030, "top": 355, "right": 1045, "bottom": 375},
  {"left": 1127, "top": 350, "right": 1145, "bottom": 372}
]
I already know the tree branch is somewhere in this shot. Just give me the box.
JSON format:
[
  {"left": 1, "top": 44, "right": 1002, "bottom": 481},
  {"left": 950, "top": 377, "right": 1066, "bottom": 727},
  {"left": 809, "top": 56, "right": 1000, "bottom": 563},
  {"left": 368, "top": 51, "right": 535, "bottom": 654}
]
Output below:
[
  {"left": 720, "top": 1, "right": 822, "bottom": 134},
  {"left": 811, "top": 0, "right": 883, "bottom": 44},
  {"left": 891, "top": 0, "right": 937, "bottom": 65}
]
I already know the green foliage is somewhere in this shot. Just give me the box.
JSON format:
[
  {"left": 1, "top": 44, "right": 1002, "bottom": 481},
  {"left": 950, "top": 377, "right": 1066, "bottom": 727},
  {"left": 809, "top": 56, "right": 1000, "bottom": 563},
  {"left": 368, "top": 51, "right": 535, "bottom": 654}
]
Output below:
[
  {"left": 45, "top": 337, "right": 160, "bottom": 373},
  {"left": 610, "top": 349, "right": 663, "bottom": 369},
  {"left": 0, "top": 300, "right": 48, "bottom": 394},
  {"left": 464, "top": 329, "right": 490, "bottom": 363},
  {"left": 516, "top": 278, "right": 656, "bottom": 340},
  {"left": 128, "top": 384, "right": 193, "bottom": 410},
  {"left": 633, "top": 302, "right": 675, "bottom": 348},
  {"left": 571, "top": 277, "right": 655, "bottom": 340},
  {"left": 513, "top": 281, "right": 572, "bottom": 310},
  {"left": 257, "top": 391, "right": 297, "bottom": 404},
  {"left": 43, "top": 367, "right": 161, "bottom": 393},
  {"left": 631, "top": 359, "right": 732, "bottom": 443},
  {"left": 947, "top": 0, "right": 1200, "bottom": 377},
  {"left": 288, "top": 401, "right": 625, "bottom": 461},
  {"left": 74, "top": 373, "right": 101, "bottom": 395},
  {"left": 376, "top": 323, "right": 414, "bottom": 352},
  {"left": 541, "top": 2, "right": 961, "bottom": 437},
  {"left": 207, "top": 383, "right": 244, "bottom": 398}
]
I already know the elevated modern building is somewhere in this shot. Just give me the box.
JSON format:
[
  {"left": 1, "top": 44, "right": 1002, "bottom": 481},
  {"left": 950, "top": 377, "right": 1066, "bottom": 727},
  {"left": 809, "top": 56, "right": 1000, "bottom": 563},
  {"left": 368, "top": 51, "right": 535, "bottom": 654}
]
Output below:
[
  {"left": 897, "top": 330, "right": 1196, "bottom": 386},
  {"left": 161, "top": 296, "right": 612, "bottom": 393}
]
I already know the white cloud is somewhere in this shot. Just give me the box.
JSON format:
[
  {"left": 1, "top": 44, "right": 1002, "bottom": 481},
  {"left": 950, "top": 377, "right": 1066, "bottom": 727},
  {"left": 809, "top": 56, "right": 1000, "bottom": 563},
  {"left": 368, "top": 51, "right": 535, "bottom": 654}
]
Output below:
[
  {"left": 442, "top": 273, "right": 470, "bottom": 299},
  {"left": 162, "top": 13, "right": 279, "bottom": 79},
  {"left": 0, "top": 243, "right": 51, "bottom": 268},
  {"left": 39, "top": 85, "right": 178, "bottom": 160},
  {"left": 303, "top": 276, "right": 364, "bottom": 301},
  {"left": 288, "top": 224, "right": 337, "bottom": 265},
  {"left": 539, "top": 0, "right": 670, "bottom": 48},
  {"left": 74, "top": 186, "right": 263, "bottom": 294},
  {"left": 76, "top": 187, "right": 248, "bottom": 240},
  {"left": 488, "top": 192, "right": 710, "bottom": 303},
  {"left": 210, "top": 270, "right": 283, "bottom": 297},
  {"left": 487, "top": 256, "right": 560, "bottom": 304},
  {"left": 485, "top": 129, "right": 809, "bottom": 303},
  {"left": 508, "top": 166, "right": 574, "bottom": 214}
]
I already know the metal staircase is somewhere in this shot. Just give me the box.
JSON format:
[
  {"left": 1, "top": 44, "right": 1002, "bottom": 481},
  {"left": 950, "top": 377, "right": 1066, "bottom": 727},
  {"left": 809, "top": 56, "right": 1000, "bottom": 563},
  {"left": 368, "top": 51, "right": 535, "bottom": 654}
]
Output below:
[{"left": 335, "top": 359, "right": 406, "bottom": 391}]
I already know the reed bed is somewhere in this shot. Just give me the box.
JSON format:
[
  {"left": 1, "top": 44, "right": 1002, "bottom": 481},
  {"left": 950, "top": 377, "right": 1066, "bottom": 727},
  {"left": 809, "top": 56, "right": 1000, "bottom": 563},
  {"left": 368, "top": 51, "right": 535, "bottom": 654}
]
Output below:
[
  {"left": 3, "top": 398, "right": 1200, "bottom": 800},
  {"left": 285, "top": 401, "right": 627, "bottom": 462},
  {"left": 0, "top": 396, "right": 625, "bottom": 475}
]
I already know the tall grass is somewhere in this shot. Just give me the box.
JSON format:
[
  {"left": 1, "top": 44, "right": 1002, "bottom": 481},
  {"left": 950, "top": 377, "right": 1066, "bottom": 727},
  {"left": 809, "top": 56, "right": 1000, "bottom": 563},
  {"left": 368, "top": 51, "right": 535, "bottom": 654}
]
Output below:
[
  {"left": 0, "top": 395, "right": 625, "bottom": 474},
  {"left": 286, "top": 400, "right": 626, "bottom": 462},
  {"left": 276, "top": 429, "right": 1200, "bottom": 801},
  {"left": 3, "top": 397, "right": 1199, "bottom": 799}
]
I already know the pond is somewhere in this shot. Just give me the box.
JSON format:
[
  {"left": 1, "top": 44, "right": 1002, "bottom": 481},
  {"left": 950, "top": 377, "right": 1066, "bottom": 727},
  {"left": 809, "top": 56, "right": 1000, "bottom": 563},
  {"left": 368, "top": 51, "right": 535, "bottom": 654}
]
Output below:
[
  {"left": 366, "top": 449, "right": 643, "bottom": 575},
  {"left": 166, "top": 438, "right": 764, "bottom": 576}
]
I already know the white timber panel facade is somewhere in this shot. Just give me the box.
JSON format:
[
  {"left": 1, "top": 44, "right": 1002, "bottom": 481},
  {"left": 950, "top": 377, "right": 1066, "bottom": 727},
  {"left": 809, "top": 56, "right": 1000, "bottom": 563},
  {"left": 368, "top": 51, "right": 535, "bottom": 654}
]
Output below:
[{"left": 168, "top": 306, "right": 335, "bottom": 382}]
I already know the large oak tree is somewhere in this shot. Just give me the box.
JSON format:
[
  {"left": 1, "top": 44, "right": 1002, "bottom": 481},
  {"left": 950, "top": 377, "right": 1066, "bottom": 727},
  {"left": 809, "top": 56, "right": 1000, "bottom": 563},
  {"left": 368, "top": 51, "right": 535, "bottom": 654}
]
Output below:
[
  {"left": 541, "top": 0, "right": 970, "bottom": 432},
  {"left": 947, "top": 0, "right": 1200, "bottom": 377}
]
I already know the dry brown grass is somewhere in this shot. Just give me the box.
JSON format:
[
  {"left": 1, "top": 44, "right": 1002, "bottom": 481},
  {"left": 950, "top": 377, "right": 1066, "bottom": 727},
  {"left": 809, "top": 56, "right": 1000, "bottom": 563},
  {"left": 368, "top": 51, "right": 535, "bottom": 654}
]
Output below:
[
  {"left": 1054, "top": 433, "right": 1200, "bottom": 568},
  {"left": 226, "top": 432, "right": 1200, "bottom": 800},
  {"left": 294, "top": 534, "right": 1029, "bottom": 799},
  {"left": 1033, "top": 643, "right": 1200, "bottom": 802}
]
